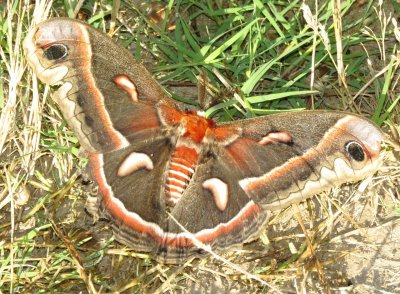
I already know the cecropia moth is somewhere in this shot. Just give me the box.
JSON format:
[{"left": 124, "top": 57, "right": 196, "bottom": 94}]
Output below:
[{"left": 24, "top": 18, "right": 384, "bottom": 263}]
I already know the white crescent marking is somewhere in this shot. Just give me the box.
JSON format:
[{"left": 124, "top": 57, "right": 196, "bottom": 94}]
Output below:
[
  {"left": 118, "top": 152, "right": 154, "bottom": 177},
  {"left": 202, "top": 178, "right": 229, "bottom": 211},
  {"left": 258, "top": 131, "right": 293, "bottom": 145},
  {"left": 114, "top": 75, "right": 139, "bottom": 102}
]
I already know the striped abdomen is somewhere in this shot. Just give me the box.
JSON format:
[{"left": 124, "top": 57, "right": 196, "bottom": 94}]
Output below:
[{"left": 165, "top": 146, "right": 198, "bottom": 205}]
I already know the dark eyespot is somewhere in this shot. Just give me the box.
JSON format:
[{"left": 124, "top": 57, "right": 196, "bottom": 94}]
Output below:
[
  {"left": 77, "top": 95, "right": 86, "bottom": 107},
  {"left": 43, "top": 44, "right": 68, "bottom": 60},
  {"left": 345, "top": 141, "right": 365, "bottom": 161},
  {"left": 85, "top": 115, "right": 94, "bottom": 127}
]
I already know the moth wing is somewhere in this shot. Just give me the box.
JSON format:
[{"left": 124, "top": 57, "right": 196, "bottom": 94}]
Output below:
[
  {"left": 162, "top": 153, "right": 270, "bottom": 262},
  {"left": 88, "top": 136, "right": 172, "bottom": 253},
  {"left": 24, "top": 18, "right": 175, "bottom": 153},
  {"left": 210, "top": 111, "right": 384, "bottom": 210}
]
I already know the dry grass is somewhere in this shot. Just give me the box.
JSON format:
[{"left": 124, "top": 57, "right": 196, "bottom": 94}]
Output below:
[{"left": 1, "top": 0, "right": 400, "bottom": 293}]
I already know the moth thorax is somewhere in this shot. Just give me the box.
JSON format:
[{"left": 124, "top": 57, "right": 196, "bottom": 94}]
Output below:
[{"left": 164, "top": 146, "right": 198, "bottom": 205}]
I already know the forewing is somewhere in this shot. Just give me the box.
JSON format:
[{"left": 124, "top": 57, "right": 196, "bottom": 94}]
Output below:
[
  {"left": 23, "top": 18, "right": 175, "bottom": 152},
  {"left": 212, "top": 111, "right": 384, "bottom": 210}
]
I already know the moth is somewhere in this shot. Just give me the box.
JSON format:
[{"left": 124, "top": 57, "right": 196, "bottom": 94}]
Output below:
[{"left": 24, "top": 18, "right": 384, "bottom": 263}]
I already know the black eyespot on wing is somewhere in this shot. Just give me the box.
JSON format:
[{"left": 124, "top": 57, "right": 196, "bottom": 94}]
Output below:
[
  {"left": 85, "top": 115, "right": 94, "bottom": 127},
  {"left": 345, "top": 141, "right": 365, "bottom": 161},
  {"left": 77, "top": 95, "right": 86, "bottom": 107},
  {"left": 43, "top": 44, "right": 69, "bottom": 60}
]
